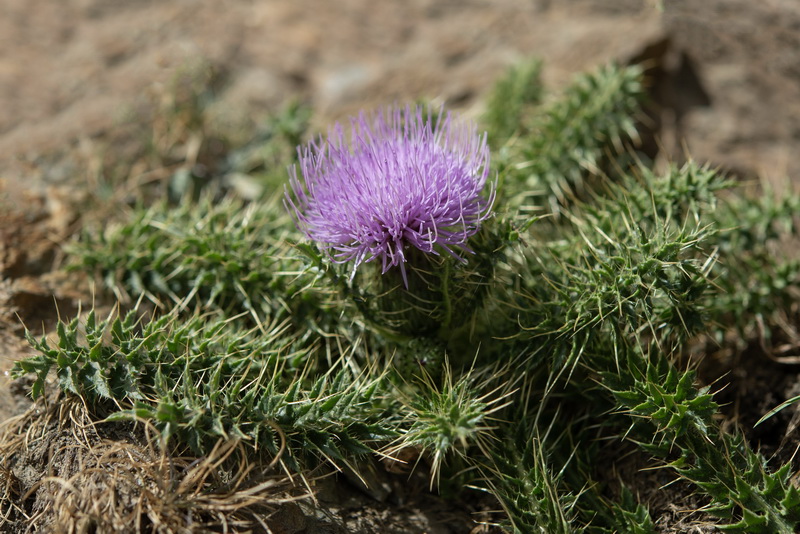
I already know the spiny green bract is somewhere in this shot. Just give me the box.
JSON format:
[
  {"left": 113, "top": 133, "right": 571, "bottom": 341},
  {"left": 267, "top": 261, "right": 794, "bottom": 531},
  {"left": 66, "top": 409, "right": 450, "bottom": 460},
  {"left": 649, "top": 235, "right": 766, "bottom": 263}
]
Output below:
[
  {"left": 500, "top": 63, "right": 643, "bottom": 219},
  {"left": 604, "top": 346, "right": 800, "bottom": 533},
  {"left": 513, "top": 162, "right": 719, "bottom": 374},
  {"left": 15, "top": 309, "right": 396, "bottom": 470},
  {"left": 707, "top": 190, "right": 800, "bottom": 345},
  {"left": 392, "top": 363, "right": 513, "bottom": 487},
  {"left": 487, "top": 427, "right": 580, "bottom": 534},
  {"left": 341, "top": 216, "right": 517, "bottom": 358},
  {"left": 68, "top": 195, "right": 351, "bottom": 351},
  {"left": 484, "top": 58, "right": 544, "bottom": 147}
]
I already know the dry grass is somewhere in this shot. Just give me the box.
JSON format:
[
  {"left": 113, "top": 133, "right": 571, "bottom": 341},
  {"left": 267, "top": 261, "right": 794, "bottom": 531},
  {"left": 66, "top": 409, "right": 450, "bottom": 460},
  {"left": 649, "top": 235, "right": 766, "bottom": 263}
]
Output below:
[{"left": 0, "top": 388, "right": 306, "bottom": 533}]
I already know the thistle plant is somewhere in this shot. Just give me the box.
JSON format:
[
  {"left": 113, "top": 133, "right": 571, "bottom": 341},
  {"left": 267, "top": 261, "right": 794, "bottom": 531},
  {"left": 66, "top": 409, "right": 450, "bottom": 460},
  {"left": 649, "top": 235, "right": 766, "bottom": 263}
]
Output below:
[{"left": 12, "top": 57, "right": 800, "bottom": 534}]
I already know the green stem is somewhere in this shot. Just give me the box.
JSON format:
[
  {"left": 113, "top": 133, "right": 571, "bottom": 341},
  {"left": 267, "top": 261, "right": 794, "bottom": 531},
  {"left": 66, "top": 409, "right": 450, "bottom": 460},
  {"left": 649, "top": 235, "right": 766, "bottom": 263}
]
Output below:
[{"left": 439, "top": 260, "right": 452, "bottom": 334}]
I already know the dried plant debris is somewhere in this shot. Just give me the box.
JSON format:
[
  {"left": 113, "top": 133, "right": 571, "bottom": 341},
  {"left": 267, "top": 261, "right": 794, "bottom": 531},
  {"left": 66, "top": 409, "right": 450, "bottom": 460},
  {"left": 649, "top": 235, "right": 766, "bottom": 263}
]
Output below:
[{"left": 0, "top": 392, "right": 303, "bottom": 533}]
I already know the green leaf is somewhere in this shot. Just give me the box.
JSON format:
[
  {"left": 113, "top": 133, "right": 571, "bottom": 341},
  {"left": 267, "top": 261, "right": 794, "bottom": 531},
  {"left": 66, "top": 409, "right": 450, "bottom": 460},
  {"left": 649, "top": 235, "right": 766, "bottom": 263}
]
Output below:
[{"left": 755, "top": 394, "right": 800, "bottom": 427}]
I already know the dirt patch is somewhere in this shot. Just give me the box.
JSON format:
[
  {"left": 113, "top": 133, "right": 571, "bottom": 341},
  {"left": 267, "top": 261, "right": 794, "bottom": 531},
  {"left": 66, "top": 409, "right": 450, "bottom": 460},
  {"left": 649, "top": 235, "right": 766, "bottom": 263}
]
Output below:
[
  {"left": 0, "top": 181, "right": 87, "bottom": 424},
  {"left": 698, "top": 341, "right": 800, "bottom": 468},
  {"left": 0, "top": 1, "right": 664, "bottom": 183},
  {"left": 606, "top": 442, "right": 720, "bottom": 534},
  {"left": 3, "top": 2, "right": 798, "bottom": 185},
  {"left": 662, "top": 0, "right": 800, "bottom": 182}
]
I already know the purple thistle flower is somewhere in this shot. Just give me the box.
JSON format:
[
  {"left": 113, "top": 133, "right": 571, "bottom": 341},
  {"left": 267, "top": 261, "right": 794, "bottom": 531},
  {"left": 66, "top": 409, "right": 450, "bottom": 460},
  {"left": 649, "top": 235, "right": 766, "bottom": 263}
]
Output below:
[{"left": 285, "top": 104, "right": 494, "bottom": 287}]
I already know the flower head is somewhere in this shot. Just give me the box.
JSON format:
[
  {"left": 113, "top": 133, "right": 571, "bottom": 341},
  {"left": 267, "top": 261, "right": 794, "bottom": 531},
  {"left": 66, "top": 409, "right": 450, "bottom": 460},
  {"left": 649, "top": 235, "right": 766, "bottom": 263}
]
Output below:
[{"left": 285, "top": 105, "right": 494, "bottom": 286}]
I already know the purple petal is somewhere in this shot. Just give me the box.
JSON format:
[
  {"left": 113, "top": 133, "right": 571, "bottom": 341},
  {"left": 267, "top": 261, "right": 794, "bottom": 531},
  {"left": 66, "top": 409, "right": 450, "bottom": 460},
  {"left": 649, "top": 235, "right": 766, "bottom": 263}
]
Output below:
[{"left": 286, "top": 104, "right": 494, "bottom": 286}]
